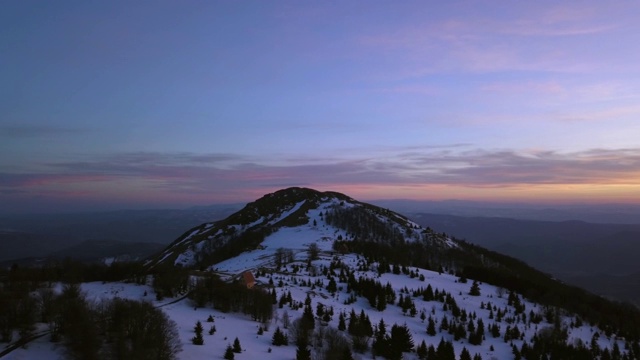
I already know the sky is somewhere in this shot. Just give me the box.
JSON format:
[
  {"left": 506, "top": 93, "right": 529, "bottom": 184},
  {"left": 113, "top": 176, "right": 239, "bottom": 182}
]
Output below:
[{"left": 2, "top": 1, "right": 640, "bottom": 213}]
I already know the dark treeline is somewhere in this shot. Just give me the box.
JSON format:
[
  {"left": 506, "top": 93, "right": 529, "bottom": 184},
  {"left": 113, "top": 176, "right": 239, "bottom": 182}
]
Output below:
[
  {"left": 325, "top": 206, "right": 409, "bottom": 245},
  {"left": 0, "top": 277, "right": 181, "bottom": 360},
  {"left": 333, "top": 238, "right": 640, "bottom": 343},
  {"left": 189, "top": 276, "right": 273, "bottom": 323},
  {"left": 195, "top": 228, "right": 271, "bottom": 269},
  {"left": 0, "top": 259, "right": 147, "bottom": 346},
  {"left": 346, "top": 275, "right": 396, "bottom": 311},
  {"left": 458, "top": 242, "right": 640, "bottom": 342},
  {"left": 0, "top": 259, "right": 146, "bottom": 285},
  {"left": 327, "top": 204, "right": 640, "bottom": 347},
  {"left": 51, "top": 284, "right": 181, "bottom": 360}
]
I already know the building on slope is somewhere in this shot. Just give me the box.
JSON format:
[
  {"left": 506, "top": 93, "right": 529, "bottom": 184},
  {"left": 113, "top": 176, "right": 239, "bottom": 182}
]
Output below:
[{"left": 240, "top": 270, "right": 256, "bottom": 289}]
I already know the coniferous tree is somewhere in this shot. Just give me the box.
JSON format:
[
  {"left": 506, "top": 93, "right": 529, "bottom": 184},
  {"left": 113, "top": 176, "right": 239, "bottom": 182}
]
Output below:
[
  {"left": 416, "top": 340, "right": 428, "bottom": 359},
  {"left": 470, "top": 318, "right": 484, "bottom": 345},
  {"left": 389, "top": 323, "right": 414, "bottom": 357},
  {"left": 272, "top": 326, "right": 288, "bottom": 346},
  {"left": 469, "top": 280, "right": 481, "bottom": 296},
  {"left": 224, "top": 344, "right": 235, "bottom": 360},
  {"left": 427, "top": 344, "right": 437, "bottom": 359},
  {"left": 460, "top": 347, "right": 472, "bottom": 360},
  {"left": 340, "top": 346, "right": 355, "bottom": 360},
  {"left": 423, "top": 284, "right": 434, "bottom": 301},
  {"left": 302, "top": 304, "right": 315, "bottom": 332},
  {"left": 232, "top": 337, "right": 242, "bottom": 353},
  {"left": 372, "top": 318, "right": 388, "bottom": 357},
  {"left": 327, "top": 277, "right": 338, "bottom": 294},
  {"left": 426, "top": 316, "right": 437, "bottom": 336},
  {"left": 296, "top": 340, "right": 311, "bottom": 360},
  {"left": 436, "top": 338, "right": 455, "bottom": 360},
  {"left": 338, "top": 312, "right": 346, "bottom": 331},
  {"left": 192, "top": 320, "right": 204, "bottom": 345}
]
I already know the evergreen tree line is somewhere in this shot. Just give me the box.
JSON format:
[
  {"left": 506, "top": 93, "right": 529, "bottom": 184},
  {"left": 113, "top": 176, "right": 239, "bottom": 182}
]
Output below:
[
  {"left": 325, "top": 206, "right": 415, "bottom": 245},
  {"left": 0, "top": 260, "right": 146, "bottom": 287},
  {"left": 371, "top": 318, "right": 414, "bottom": 360},
  {"left": 346, "top": 275, "right": 396, "bottom": 311},
  {"left": 332, "top": 237, "right": 640, "bottom": 342},
  {"left": 195, "top": 228, "right": 271, "bottom": 269}
]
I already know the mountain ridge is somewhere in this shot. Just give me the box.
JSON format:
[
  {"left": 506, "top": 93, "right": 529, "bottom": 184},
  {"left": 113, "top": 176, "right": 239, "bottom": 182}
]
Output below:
[{"left": 145, "top": 187, "right": 451, "bottom": 270}]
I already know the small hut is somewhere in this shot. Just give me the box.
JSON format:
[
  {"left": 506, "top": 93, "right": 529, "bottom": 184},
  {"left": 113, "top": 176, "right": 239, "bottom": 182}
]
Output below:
[{"left": 241, "top": 271, "right": 256, "bottom": 289}]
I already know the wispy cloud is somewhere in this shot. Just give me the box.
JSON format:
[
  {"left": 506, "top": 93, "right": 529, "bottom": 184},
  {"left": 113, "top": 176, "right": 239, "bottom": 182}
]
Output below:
[
  {"left": 355, "top": 3, "right": 622, "bottom": 77},
  {"left": 2, "top": 148, "right": 640, "bottom": 200},
  {"left": 554, "top": 105, "right": 640, "bottom": 123}
]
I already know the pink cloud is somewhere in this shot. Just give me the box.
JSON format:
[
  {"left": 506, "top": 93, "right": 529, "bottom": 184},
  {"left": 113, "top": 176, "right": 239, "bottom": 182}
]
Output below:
[{"left": 3, "top": 147, "right": 640, "bottom": 212}]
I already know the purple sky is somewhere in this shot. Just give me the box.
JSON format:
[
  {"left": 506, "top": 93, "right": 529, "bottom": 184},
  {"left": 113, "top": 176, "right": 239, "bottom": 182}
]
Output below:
[{"left": 2, "top": 1, "right": 640, "bottom": 213}]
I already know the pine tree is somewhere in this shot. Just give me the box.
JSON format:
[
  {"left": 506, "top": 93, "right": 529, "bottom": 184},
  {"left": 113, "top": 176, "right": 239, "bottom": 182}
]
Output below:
[
  {"left": 372, "top": 318, "right": 388, "bottom": 357},
  {"left": 302, "top": 304, "right": 315, "bottom": 332},
  {"left": 469, "top": 281, "right": 481, "bottom": 296},
  {"left": 296, "top": 341, "right": 311, "bottom": 360},
  {"left": 340, "top": 347, "right": 354, "bottom": 360},
  {"left": 233, "top": 337, "right": 242, "bottom": 353},
  {"left": 436, "top": 338, "right": 455, "bottom": 360},
  {"left": 427, "top": 344, "right": 437, "bottom": 359},
  {"left": 338, "top": 312, "right": 346, "bottom": 331},
  {"left": 272, "top": 326, "right": 288, "bottom": 346},
  {"left": 192, "top": 320, "right": 204, "bottom": 345},
  {"left": 426, "top": 316, "right": 437, "bottom": 336},
  {"left": 423, "top": 284, "right": 434, "bottom": 301},
  {"left": 389, "top": 323, "right": 414, "bottom": 357},
  {"left": 416, "top": 340, "right": 428, "bottom": 359},
  {"left": 460, "top": 347, "right": 472, "bottom": 360},
  {"left": 224, "top": 344, "right": 235, "bottom": 360},
  {"left": 327, "top": 277, "right": 338, "bottom": 294}
]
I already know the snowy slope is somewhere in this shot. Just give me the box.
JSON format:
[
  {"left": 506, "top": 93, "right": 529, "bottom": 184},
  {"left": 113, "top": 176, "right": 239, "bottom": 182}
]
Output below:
[
  {"left": 7, "top": 251, "right": 627, "bottom": 360},
  {"left": 5, "top": 188, "right": 635, "bottom": 359},
  {"left": 145, "top": 187, "right": 449, "bottom": 271}
]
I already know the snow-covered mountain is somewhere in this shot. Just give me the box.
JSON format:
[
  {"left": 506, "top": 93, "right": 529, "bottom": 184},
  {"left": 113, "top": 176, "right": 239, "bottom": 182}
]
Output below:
[
  {"left": 4, "top": 187, "right": 640, "bottom": 360},
  {"left": 145, "top": 187, "right": 455, "bottom": 271}
]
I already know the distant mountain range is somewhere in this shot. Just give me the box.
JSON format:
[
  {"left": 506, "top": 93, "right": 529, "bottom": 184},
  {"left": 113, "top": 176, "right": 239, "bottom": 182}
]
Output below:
[
  {"left": 0, "top": 204, "right": 242, "bottom": 264},
  {"left": 373, "top": 199, "right": 640, "bottom": 224}
]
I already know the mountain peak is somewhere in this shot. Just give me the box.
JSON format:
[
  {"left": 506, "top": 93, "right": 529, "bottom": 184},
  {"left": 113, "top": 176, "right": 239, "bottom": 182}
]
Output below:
[{"left": 145, "top": 188, "right": 443, "bottom": 270}]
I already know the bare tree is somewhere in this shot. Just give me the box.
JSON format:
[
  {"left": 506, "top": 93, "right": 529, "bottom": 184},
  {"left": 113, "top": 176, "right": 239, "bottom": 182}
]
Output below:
[
  {"left": 282, "top": 311, "right": 290, "bottom": 329},
  {"left": 274, "top": 248, "right": 285, "bottom": 268},
  {"left": 308, "top": 243, "right": 320, "bottom": 261}
]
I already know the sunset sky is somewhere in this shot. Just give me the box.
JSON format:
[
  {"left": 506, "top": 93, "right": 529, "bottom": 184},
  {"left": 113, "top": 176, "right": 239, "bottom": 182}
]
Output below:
[{"left": 2, "top": 1, "right": 640, "bottom": 213}]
